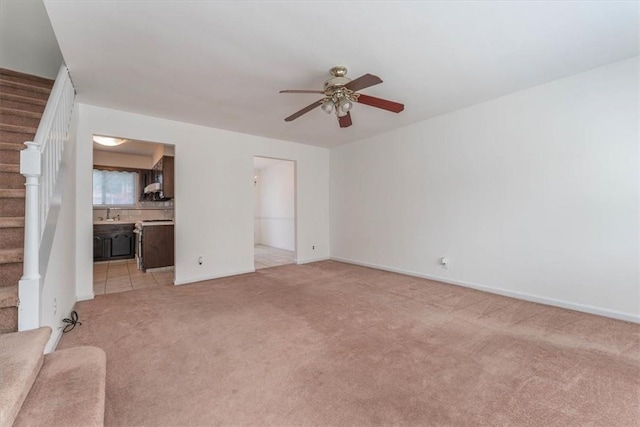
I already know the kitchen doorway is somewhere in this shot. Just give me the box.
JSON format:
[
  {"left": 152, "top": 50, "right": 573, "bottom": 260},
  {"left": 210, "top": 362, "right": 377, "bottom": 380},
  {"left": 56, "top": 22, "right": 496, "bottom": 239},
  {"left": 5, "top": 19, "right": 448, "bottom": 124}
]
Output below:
[
  {"left": 253, "top": 156, "right": 296, "bottom": 269},
  {"left": 92, "top": 136, "right": 176, "bottom": 295}
]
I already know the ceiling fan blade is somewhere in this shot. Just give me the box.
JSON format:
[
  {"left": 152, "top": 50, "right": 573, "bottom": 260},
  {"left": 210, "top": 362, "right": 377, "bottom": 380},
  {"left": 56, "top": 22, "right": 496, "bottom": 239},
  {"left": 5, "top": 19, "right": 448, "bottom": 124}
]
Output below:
[
  {"left": 284, "top": 99, "right": 324, "bottom": 122},
  {"left": 338, "top": 112, "right": 352, "bottom": 128},
  {"left": 356, "top": 94, "right": 404, "bottom": 113},
  {"left": 279, "top": 90, "right": 325, "bottom": 94},
  {"left": 344, "top": 73, "right": 383, "bottom": 92}
]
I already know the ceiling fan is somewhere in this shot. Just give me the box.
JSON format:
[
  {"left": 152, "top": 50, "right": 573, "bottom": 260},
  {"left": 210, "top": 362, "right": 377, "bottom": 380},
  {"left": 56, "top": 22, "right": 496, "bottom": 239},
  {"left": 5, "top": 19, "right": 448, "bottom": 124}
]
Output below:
[{"left": 280, "top": 66, "right": 404, "bottom": 128}]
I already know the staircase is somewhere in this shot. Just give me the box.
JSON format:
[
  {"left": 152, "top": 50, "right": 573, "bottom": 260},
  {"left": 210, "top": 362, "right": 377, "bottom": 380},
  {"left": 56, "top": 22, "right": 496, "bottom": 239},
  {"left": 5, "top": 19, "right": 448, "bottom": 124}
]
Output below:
[
  {"left": 0, "top": 69, "right": 54, "bottom": 333},
  {"left": 0, "top": 327, "right": 106, "bottom": 426}
]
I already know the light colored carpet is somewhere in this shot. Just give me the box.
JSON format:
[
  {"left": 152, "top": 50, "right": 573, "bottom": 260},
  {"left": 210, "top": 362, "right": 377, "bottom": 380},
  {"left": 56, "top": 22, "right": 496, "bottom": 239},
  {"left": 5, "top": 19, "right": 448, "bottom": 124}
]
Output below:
[{"left": 58, "top": 260, "right": 640, "bottom": 426}]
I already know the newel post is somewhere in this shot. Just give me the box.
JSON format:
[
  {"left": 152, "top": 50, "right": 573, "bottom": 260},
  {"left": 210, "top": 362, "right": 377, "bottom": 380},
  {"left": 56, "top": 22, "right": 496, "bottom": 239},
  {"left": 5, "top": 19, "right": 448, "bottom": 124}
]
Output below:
[{"left": 18, "top": 141, "right": 42, "bottom": 330}]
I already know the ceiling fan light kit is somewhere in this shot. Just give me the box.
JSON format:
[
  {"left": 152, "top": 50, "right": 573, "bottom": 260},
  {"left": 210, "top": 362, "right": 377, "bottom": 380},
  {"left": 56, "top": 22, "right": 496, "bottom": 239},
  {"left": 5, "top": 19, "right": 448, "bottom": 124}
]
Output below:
[{"left": 280, "top": 66, "right": 404, "bottom": 128}]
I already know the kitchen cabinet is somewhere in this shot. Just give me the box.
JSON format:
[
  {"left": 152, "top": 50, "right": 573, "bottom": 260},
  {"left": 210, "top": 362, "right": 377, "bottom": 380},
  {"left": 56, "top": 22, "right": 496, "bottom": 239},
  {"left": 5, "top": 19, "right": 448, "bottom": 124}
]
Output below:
[
  {"left": 138, "top": 156, "right": 174, "bottom": 201},
  {"left": 141, "top": 224, "right": 174, "bottom": 270},
  {"left": 153, "top": 156, "right": 174, "bottom": 199},
  {"left": 138, "top": 169, "right": 155, "bottom": 201},
  {"left": 93, "top": 223, "right": 136, "bottom": 261}
]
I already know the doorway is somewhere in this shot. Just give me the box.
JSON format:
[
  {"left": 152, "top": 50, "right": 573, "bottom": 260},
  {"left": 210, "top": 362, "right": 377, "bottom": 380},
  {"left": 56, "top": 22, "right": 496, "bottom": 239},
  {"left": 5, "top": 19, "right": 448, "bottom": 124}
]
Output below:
[
  {"left": 253, "top": 156, "right": 296, "bottom": 269},
  {"left": 92, "top": 136, "right": 176, "bottom": 294}
]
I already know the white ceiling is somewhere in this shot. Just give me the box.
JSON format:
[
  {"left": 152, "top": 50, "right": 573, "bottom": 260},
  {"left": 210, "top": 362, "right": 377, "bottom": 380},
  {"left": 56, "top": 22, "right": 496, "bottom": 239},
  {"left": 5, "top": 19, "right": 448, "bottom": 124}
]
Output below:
[
  {"left": 44, "top": 1, "right": 638, "bottom": 148},
  {"left": 93, "top": 139, "right": 159, "bottom": 157}
]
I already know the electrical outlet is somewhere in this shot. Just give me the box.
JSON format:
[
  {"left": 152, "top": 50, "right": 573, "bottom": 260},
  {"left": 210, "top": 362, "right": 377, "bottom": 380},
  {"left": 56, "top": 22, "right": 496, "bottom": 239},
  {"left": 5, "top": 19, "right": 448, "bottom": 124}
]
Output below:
[
  {"left": 312, "top": 245, "right": 315, "bottom": 250},
  {"left": 53, "top": 298, "right": 57, "bottom": 315}
]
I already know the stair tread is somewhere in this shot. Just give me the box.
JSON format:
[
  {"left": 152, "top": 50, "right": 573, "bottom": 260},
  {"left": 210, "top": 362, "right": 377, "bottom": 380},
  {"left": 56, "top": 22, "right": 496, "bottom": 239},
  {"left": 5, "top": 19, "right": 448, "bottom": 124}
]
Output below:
[
  {"left": 0, "top": 68, "right": 55, "bottom": 86},
  {"left": 14, "top": 346, "right": 107, "bottom": 427},
  {"left": 0, "top": 217, "right": 24, "bottom": 228},
  {"left": 0, "top": 142, "right": 24, "bottom": 151},
  {"left": 0, "top": 79, "right": 52, "bottom": 94},
  {"left": 0, "top": 248, "right": 23, "bottom": 264},
  {"left": 0, "top": 327, "right": 51, "bottom": 427},
  {"left": 0, "top": 123, "right": 37, "bottom": 134},
  {"left": 0, "top": 189, "right": 25, "bottom": 198},
  {"left": 0, "top": 107, "right": 42, "bottom": 119},
  {"left": 0, "top": 163, "right": 20, "bottom": 172},
  {"left": 0, "top": 285, "right": 18, "bottom": 308},
  {"left": 0, "top": 92, "right": 47, "bottom": 106}
]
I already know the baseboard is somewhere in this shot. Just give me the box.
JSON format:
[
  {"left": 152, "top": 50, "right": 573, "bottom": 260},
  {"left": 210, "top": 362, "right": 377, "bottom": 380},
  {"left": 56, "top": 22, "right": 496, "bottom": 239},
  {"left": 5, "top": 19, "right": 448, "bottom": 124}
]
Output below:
[
  {"left": 44, "top": 325, "right": 63, "bottom": 354},
  {"left": 76, "top": 293, "right": 95, "bottom": 302},
  {"left": 331, "top": 256, "right": 640, "bottom": 324},
  {"left": 296, "top": 256, "right": 330, "bottom": 265},
  {"left": 174, "top": 268, "right": 256, "bottom": 285}
]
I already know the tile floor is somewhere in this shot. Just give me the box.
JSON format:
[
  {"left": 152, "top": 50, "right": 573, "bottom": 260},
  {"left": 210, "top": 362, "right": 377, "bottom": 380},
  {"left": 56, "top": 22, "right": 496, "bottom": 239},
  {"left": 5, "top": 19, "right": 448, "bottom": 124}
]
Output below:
[
  {"left": 254, "top": 244, "right": 295, "bottom": 270},
  {"left": 94, "top": 246, "right": 291, "bottom": 294},
  {"left": 93, "top": 258, "right": 175, "bottom": 295}
]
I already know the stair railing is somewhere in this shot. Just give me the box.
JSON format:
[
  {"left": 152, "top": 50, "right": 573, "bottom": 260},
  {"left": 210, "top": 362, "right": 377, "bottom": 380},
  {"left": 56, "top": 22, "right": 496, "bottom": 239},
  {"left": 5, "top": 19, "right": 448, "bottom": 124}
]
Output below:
[{"left": 19, "top": 64, "right": 76, "bottom": 330}]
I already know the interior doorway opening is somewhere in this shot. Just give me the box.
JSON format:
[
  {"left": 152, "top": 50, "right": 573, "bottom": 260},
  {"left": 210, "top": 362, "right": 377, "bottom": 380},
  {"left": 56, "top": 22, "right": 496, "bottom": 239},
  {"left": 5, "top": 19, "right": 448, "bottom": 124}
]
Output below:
[
  {"left": 253, "top": 156, "right": 296, "bottom": 269},
  {"left": 92, "top": 137, "right": 176, "bottom": 295}
]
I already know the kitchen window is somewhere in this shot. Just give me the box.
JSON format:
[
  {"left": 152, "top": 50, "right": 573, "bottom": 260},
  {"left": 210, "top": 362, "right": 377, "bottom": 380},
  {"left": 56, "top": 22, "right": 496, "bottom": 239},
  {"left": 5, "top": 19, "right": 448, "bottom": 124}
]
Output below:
[{"left": 93, "top": 169, "right": 138, "bottom": 206}]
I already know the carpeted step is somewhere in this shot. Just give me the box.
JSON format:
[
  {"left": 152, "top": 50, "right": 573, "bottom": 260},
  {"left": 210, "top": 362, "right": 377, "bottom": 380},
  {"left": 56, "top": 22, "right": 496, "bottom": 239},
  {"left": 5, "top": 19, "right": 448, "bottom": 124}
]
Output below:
[
  {"left": 0, "top": 224, "right": 23, "bottom": 251},
  {"left": 0, "top": 171, "right": 25, "bottom": 189},
  {"left": 0, "top": 216, "right": 24, "bottom": 228},
  {"left": 0, "top": 285, "right": 19, "bottom": 309},
  {"left": 0, "top": 123, "right": 37, "bottom": 144},
  {"left": 0, "top": 262, "right": 22, "bottom": 289},
  {"left": 0, "top": 107, "right": 42, "bottom": 128},
  {"left": 0, "top": 327, "right": 51, "bottom": 427},
  {"left": 0, "top": 286, "right": 19, "bottom": 333},
  {"left": 0, "top": 92, "right": 47, "bottom": 114},
  {"left": 0, "top": 163, "right": 19, "bottom": 173},
  {"left": 0, "top": 188, "right": 25, "bottom": 216},
  {"left": 0, "top": 79, "right": 51, "bottom": 101},
  {"left": 0, "top": 68, "right": 55, "bottom": 89},
  {"left": 14, "top": 346, "right": 107, "bottom": 427},
  {"left": 0, "top": 217, "right": 24, "bottom": 251},
  {"left": 0, "top": 248, "right": 23, "bottom": 264},
  {"left": 0, "top": 306, "right": 18, "bottom": 333},
  {"left": 0, "top": 142, "right": 22, "bottom": 164}
]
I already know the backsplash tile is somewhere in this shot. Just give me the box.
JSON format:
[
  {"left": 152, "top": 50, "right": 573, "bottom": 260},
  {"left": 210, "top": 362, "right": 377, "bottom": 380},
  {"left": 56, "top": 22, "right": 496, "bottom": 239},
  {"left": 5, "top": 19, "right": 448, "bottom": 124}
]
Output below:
[{"left": 93, "top": 207, "right": 174, "bottom": 222}]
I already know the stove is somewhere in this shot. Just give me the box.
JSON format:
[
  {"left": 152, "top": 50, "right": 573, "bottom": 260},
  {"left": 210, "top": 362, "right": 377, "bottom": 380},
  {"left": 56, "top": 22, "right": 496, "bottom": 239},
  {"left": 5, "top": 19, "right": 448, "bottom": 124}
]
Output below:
[{"left": 134, "top": 220, "right": 174, "bottom": 269}]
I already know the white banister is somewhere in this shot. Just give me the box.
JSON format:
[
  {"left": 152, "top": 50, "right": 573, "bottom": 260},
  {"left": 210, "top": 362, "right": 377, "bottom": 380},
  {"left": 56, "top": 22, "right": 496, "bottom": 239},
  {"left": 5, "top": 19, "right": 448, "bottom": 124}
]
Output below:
[
  {"left": 34, "top": 65, "right": 75, "bottom": 237},
  {"left": 18, "top": 142, "right": 41, "bottom": 330},
  {"left": 18, "top": 64, "right": 76, "bottom": 330}
]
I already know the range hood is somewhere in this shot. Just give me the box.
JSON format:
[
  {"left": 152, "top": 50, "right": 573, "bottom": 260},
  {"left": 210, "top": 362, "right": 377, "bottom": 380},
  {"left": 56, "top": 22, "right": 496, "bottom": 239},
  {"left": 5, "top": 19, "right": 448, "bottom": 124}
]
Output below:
[{"left": 144, "top": 182, "right": 162, "bottom": 194}]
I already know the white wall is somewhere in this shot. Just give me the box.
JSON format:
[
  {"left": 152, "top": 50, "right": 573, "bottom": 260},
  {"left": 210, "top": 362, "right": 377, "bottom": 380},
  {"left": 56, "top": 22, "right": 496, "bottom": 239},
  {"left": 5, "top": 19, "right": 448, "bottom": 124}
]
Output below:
[
  {"left": 254, "top": 160, "right": 295, "bottom": 251},
  {"left": 41, "top": 100, "right": 80, "bottom": 352},
  {"left": 0, "top": 0, "right": 63, "bottom": 79},
  {"left": 75, "top": 104, "right": 330, "bottom": 298},
  {"left": 331, "top": 57, "right": 639, "bottom": 321}
]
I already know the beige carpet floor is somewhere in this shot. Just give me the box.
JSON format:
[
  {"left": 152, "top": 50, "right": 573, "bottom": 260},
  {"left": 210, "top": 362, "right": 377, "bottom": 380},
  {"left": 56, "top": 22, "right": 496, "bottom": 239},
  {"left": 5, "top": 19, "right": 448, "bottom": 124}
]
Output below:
[{"left": 59, "top": 261, "right": 640, "bottom": 426}]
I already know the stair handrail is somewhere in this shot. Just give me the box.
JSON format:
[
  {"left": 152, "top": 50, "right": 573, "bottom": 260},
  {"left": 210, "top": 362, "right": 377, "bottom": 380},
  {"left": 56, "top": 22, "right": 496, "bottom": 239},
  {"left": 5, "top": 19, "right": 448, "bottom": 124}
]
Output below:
[
  {"left": 34, "top": 65, "right": 76, "bottom": 235},
  {"left": 19, "top": 64, "right": 76, "bottom": 330}
]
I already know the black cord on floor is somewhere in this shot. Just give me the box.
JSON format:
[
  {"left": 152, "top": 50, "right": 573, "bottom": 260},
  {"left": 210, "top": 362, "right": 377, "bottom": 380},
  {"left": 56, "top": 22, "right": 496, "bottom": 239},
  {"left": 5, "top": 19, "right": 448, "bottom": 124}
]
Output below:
[{"left": 62, "top": 311, "right": 82, "bottom": 333}]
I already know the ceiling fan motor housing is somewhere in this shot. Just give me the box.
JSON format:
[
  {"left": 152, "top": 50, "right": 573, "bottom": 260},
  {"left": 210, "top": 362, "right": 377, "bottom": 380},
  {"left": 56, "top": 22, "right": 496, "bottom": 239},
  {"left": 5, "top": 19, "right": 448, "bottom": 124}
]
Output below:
[
  {"left": 324, "top": 65, "right": 351, "bottom": 91},
  {"left": 324, "top": 76, "right": 351, "bottom": 91}
]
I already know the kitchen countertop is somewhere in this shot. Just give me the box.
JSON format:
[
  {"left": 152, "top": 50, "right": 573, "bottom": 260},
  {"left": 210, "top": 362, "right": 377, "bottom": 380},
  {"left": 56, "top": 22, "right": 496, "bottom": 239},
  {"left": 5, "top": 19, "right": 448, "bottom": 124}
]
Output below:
[
  {"left": 138, "top": 221, "right": 174, "bottom": 226},
  {"left": 93, "top": 220, "right": 136, "bottom": 225}
]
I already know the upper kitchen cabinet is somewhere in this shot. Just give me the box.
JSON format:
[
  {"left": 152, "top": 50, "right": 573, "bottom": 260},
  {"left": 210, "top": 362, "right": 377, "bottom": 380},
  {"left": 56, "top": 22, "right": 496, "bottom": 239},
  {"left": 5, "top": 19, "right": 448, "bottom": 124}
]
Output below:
[
  {"left": 140, "top": 156, "right": 174, "bottom": 201},
  {"left": 155, "top": 156, "right": 174, "bottom": 199}
]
